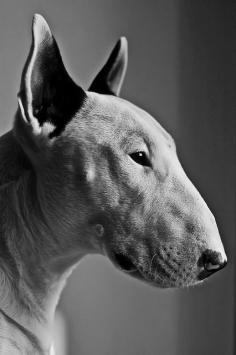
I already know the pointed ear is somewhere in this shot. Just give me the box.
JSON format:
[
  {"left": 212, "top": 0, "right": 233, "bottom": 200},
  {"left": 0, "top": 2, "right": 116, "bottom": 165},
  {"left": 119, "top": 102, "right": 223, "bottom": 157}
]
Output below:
[
  {"left": 89, "top": 37, "right": 128, "bottom": 96},
  {"left": 17, "top": 14, "right": 86, "bottom": 140}
]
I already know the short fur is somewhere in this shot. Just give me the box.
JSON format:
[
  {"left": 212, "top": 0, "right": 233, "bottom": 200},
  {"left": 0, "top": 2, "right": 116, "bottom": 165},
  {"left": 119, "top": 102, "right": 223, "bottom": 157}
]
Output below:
[{"left": 0, "top": 14, "right": 226, "bottom": 354}]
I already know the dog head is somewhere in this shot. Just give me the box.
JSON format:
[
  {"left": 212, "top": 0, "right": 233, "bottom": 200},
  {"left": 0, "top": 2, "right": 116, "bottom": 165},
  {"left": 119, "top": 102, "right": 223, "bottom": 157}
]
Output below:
[{"left": 14, "top": 14, "right": 227, "bottom": 288}]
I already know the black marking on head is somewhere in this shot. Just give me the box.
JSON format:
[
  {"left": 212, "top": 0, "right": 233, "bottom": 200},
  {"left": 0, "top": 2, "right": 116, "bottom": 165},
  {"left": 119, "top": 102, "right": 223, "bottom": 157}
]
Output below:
[{"left": 35, "top": 78, "right": 86, "bottom": 139}]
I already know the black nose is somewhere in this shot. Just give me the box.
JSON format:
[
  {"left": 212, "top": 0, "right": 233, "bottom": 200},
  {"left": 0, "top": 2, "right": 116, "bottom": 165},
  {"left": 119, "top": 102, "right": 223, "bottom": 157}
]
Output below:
[{"left": 198, "top": 249, "right": 227, "bottom": 280}]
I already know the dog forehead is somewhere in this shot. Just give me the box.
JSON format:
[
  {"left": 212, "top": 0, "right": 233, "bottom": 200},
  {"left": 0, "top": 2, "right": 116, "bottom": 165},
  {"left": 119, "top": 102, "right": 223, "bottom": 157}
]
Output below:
[{"left": 80, "top": 92, "right": 172, "bottom": 146}]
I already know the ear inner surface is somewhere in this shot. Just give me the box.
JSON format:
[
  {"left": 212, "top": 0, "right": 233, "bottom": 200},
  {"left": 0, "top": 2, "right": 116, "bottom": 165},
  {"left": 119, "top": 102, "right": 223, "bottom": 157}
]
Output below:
[
  {"left": 18, "top": 14, "right": 86, "bottom": 139},
  {"left": 89, "top": 37, "right": 128, "bottom": 96}
]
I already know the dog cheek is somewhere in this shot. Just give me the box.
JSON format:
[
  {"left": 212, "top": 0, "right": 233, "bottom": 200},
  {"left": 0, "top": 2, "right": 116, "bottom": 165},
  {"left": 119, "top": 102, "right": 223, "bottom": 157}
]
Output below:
[{"left": 71, "top": 148, "right": 97, "bottom": 197}]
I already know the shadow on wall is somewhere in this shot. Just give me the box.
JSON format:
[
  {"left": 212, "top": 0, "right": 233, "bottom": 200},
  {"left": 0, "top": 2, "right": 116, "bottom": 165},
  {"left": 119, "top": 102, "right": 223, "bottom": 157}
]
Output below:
[{"left": 176, "top": 1, "right": 235, "bottom": 355}]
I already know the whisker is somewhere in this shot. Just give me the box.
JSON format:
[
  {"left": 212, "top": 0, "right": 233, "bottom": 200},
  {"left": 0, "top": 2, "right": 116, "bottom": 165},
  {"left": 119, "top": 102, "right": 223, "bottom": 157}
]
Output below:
[
  {"left": 149, "top": 253, "right": 158, "bottom": 275},
  {"left": 155, "top": 249, "right": 178, "bottom": 273},
  {"left": 153, "top": 259, "right": 171, "bottom": 279}
]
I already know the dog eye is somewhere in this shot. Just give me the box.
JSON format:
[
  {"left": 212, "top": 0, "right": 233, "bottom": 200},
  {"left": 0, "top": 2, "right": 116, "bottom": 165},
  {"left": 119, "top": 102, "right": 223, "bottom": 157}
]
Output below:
[{"left": 129, "top": 151, "right": 151, "bottom": 167}]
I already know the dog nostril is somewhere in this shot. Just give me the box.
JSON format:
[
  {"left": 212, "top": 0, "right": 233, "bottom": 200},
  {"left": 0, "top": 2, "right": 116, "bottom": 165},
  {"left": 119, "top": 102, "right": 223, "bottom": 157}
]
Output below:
[{"left": 198, "top": 249, "right": 227, "bottom": 280}]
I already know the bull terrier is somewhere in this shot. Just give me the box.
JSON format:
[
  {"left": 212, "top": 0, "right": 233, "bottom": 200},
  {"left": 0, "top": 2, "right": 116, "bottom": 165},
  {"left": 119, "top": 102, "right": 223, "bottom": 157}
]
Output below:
[{"left": 0, "top": 14, "right": 227, "bottom": 354}]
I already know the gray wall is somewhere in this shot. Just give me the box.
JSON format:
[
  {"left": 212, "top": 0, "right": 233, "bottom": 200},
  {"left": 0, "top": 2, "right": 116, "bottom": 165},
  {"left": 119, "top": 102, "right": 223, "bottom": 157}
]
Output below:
[
  {"left": 177, "top": 2, "right": 235, "bottom": 354},
  {"left": 0, "top": 1, "right": 234, "bottom": 355}
]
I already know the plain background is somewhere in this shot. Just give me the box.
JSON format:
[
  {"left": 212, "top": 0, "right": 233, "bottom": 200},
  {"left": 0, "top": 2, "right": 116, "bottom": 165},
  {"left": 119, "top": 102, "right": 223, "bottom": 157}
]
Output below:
[{"left": 0, "top": 1, "right": 235, "bottom": 354}]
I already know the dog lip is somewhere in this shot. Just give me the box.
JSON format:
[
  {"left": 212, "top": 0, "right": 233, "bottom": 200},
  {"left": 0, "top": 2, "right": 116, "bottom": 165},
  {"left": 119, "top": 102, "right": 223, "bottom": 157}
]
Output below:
[
  {"left": 112, "top": 253, "right": 162, "bottom": 282},
  {"left": 113, "top": 253, "right": 138, "bottom": 272},
  {"left": 197, "top": 265, "right": 225, "bottom": 281}
]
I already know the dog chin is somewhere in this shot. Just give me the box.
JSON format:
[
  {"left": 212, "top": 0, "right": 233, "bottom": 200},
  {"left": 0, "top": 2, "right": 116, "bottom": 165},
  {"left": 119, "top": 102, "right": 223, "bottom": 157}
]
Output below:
[{"left": 130, "top": 272, "right": 202, "bottom": 289}]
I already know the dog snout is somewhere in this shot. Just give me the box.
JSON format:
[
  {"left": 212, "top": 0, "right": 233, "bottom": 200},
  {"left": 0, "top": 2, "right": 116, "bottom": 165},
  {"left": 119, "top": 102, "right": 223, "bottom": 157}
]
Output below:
[{"left": 197, "top": 249, "right": 227, "bottom": 280}]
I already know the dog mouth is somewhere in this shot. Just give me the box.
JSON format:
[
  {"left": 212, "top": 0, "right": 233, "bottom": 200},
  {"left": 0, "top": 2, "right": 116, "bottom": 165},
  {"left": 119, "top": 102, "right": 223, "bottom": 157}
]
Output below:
[
  {"left": 112, "top": 252, "right": 200, "bottom": 288},
  {"left": 113, "top": 253, "right": 173, "bottom": 287},
  {"left": 113, "top": 253, "right": 139, "bottom": 274}
]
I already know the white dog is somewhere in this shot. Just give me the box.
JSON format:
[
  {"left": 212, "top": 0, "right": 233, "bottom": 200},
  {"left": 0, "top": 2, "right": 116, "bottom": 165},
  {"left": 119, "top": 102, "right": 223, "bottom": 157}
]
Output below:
[{"left": 0, "top": 14, "right": 226, "bottom": 354}]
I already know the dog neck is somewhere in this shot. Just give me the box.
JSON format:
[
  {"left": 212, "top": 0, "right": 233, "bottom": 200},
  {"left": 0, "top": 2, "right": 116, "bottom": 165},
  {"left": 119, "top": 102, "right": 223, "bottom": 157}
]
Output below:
[{"left": 0, "top": 130, "right": 83, "bottom": 353}]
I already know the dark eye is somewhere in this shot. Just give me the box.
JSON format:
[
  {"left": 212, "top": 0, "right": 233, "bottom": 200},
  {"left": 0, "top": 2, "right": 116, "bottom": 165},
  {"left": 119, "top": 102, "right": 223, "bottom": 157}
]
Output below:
[{"left": 129, "top": 151, "right": 151, "bottom": 167}]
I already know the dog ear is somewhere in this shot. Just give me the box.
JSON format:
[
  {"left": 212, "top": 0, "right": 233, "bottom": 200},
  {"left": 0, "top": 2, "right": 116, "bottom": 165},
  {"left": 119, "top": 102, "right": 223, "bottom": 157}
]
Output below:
[
  {"left": 16, "top": 14, "right": 86, "bottom": 140},
  {"left": 89, "top": 37, "right": 128, "bottom": 96}
]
